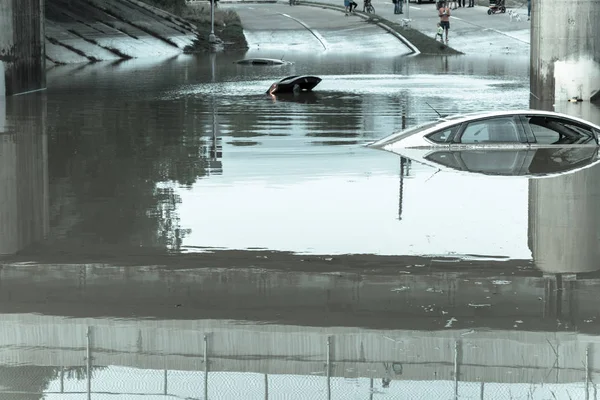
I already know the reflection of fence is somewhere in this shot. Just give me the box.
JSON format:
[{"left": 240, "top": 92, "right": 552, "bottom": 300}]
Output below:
[{"left": 1, "top": 325, "right": 598, "bottom": 399}]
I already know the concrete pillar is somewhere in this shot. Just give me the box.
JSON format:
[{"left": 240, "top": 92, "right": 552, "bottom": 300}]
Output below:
[
  {"left": 0, "top": 0, "right": 46, "bottom": 96},
  {"left": 0, "top": 94, "right": 48, "bottom": 255},
  {"left": 528, "top": 162, "right": 600, "bottom": 274},
  {"left": 530, "top": 0, "right": 600, "bottom": 103},
  {"left": 0, "top": 61, "right": 5, "bottom": 98}
]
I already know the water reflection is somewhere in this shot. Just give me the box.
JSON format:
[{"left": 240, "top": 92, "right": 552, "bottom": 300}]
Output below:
[
  {"left": 25, "top": 54, "right": 532, "bottom": 259},
  {"left": 0, "top": 265, "right": 598, "bottom": 399},
  {"left": 0, "top": 94, "right": 48, "bottom": 256},
  {"left": 412, "top": 147, "right": 600, "bottom": 177}
]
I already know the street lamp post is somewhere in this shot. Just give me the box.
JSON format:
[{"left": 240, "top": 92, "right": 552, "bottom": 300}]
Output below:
[{"left": 209, "top": 0, "right": 217, "bottom": 43}]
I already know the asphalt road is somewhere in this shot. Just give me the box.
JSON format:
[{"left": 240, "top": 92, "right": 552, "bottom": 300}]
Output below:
[
  {"left": 223, "top": 3, "right": 415, "bottom": 55},
  {"left": 306, "top": 0, "right": 531, "bottom": 54},
  {"left": 222, "top": 0, "right": 531, "bottom": 55}
]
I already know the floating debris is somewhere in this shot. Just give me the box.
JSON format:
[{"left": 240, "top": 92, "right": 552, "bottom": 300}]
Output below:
[
  {"left": 445, "top": 317, "right": 458, "bottom": 328},
  {"left": 468, "top": 303, "right": 492, "bottom": 308}
]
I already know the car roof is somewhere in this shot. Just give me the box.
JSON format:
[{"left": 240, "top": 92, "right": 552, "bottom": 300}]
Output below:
[
  {"left": 440, "top": 109, "right": 600, "bottom": 127},
  {"left": 368, "top": 109, "right": 600, "bottom": 148}
]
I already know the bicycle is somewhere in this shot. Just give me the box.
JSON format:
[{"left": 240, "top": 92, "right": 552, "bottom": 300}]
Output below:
[{"left": 363, "top": 0, "right": 375, "bottom": 13}]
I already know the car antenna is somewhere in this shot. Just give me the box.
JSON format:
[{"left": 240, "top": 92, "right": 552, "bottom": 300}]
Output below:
[{"left": 425, "top": 102, "right": 447, "bottom": 119}]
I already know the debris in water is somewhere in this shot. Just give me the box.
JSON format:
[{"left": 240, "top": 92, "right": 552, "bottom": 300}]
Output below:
[
  {"left": 445, "top": 317, "right": 457, "bottom": 328},
  {"left": 468, "top": 303, "right": 491, "bottom": 308}
]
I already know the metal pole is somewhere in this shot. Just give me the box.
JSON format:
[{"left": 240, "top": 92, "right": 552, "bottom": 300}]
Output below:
[
  {"left": 369, "top": 378, "right": 374, "bottom": 400},
  {"left": 406, "top": 0, "right": 409, "bottom": 20},
  {"left": 327, "top": 336, "right": 332, "bottom": 400},
  {"left": 86, "top": 327, "right": 92, "bottom": 400},
  {"left": 264, "top": 374, "right": 269, "bottom": 400},
  {"left": 454, "top": 341, "right": 459, "bottom": 400},
  {"left": 204, "top": 334, "right": 209, "bottom": 400},
  {"left": 480, "top": 381, "right": 484, "bottom": 400},
  {"left": 60, "top": 367, "right": 64, "bottom": 393},
  {"left": 398, "top": 157, "right": 405, "bottom": 220},
  {"left": 586, "top": 346, "right": 590, "bottom": 400},
  {"left": 164, "top": 369, "right": 168, "bottom": 396},
  {"left": 209, "top": 1, "right": 216, "bottom": 43}
]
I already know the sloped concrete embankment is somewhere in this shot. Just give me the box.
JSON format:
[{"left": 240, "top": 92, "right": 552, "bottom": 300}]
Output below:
[{"left": 45, "top": 0, "right": 198, "bottom": 66}]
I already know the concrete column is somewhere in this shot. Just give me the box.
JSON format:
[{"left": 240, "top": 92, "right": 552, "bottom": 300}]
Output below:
[
  {"left": 528, "top": 163, "right": 600, "bottom": 274},
  {"left": 530, "top": 0, "right": 600, "bottom": 103},
  {"left": 0, "top": 61, "right": 5, "bottom": 98},
  {"left": 0, "top": 94, "right": 48, "bottom": 255},
  {"left": 0, "top": 0, "right": 46, "bottom": 96}
]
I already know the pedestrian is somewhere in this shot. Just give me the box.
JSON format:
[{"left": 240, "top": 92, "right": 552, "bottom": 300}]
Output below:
[
  {"left": 527, "top": 0, "right": 531, "bottom": 20},
  {"left": 394, "top": 0, "right": 403, "bottom": 14},
  {"left": 468, "top": 0, "right": 474, "bottom": 7},
  {"left": 344, "top": 0, "right": 357, "bottom": 13},
  {"left": 434, "top": 22, "right": 444, "bottom": 41},
  {"left": 438, "top": 1, "right": 450, "bottom": 43},
  {"left": 460, "top": 0, "right": 465, "bottom": 7}
]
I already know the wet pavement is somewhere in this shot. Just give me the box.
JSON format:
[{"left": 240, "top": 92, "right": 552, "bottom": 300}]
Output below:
[
  {"left": 1, "top": 8, "right": 600, "bottom": 399},
  {"left": 319, "top": 0, "right": 532, "bottom": 54},
  {"left": 224, "top": 0, "right": 531, "bottom": 55}
]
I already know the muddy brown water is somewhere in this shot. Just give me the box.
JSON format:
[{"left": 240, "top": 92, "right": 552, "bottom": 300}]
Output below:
[{"left": 1, "top": 52, "right": 600, "bottom": 399}]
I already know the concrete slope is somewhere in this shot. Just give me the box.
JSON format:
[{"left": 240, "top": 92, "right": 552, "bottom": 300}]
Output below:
[{"left": 45, "top": 0, "right": 198, "bottom": 65}]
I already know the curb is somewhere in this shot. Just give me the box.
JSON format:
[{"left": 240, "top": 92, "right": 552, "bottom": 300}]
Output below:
[{"left": 299, "top": 0, "right": 421, "bottom": 55}]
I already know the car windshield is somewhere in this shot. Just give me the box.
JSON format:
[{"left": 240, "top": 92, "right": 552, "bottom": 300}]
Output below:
[{"left": 369, "top": 120, "right": 446, "bottom": 147}]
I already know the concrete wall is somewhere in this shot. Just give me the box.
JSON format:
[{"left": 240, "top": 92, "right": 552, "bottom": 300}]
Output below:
[
  {"left": 0, "top": 0, "right": 45, "bottom": 96},
  {"left": 0, "top": 314, "right": 598, "bottom": 384},
  {"left": 531, "top": 0, "right": 600, "bottom": 102},
  {"left": 0, "top": 95, "right": 49, "bottom": 255}
]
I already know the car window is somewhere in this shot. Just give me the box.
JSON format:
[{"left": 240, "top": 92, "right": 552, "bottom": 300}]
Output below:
[
  {"left": 426, "top": 126, "right": 459, "bottom": 143},
  {"left": 459, "top": 150, "right": 528, "bottom": 174},
  {"left": 527, "top": 116, "right": 596, "bottom": 145},
  {"left": 460, "top": 117, "right": 521, "bottom": 144},
  {"left": 527, "top": 147, "right": 599, "bottom": 174},
  {"left": 424, "top": 151, "right": 462, "bottom": 169}
]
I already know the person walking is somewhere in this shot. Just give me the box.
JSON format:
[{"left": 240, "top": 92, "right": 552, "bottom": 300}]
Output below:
[
  {"left": 438, "top": 1, "right": 450, "bottom": 43},
  {"left": 527, "top": 0, "right": 531, "bottom": 20},
  {"left": 467, "top": 0, "right": 474, "bottom": 7}
]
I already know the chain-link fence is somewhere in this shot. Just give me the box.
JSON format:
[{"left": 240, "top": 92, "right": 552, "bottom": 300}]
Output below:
[{"left": 0, "top": 325, "right": 597, "bottom": 399}]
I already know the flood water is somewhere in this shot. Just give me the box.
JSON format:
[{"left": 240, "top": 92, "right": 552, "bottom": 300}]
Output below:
[{"left": 1, "top": 52, "right": 600, "bottom": 399}]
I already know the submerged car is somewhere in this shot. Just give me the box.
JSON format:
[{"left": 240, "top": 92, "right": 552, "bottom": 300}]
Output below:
[
  {"left": 267, "top": 75, "right": 322, "bottom": 95},
  {"left": 235, "top": 58, "right": 290, "bottom": 65},
  {"left": 368, "top": 110, "right": 600, "bottom": 176}
]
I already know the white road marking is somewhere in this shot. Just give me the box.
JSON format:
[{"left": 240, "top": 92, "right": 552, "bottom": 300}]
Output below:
[
  {"left": 450, "top": 16, "right": 530, "bottom": 44},
  {"left": 279, "top": 13, "right": 329, "bottom": 50}
]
